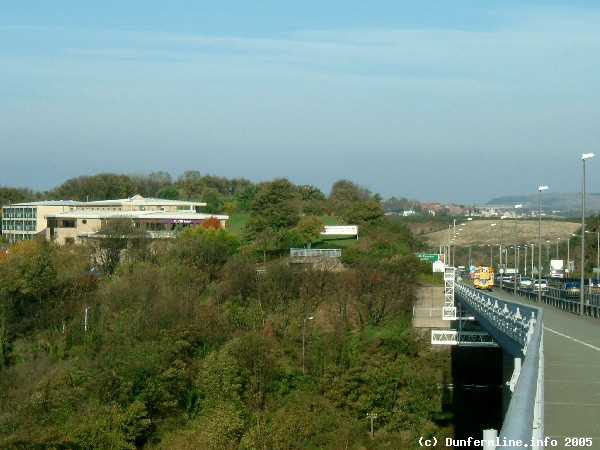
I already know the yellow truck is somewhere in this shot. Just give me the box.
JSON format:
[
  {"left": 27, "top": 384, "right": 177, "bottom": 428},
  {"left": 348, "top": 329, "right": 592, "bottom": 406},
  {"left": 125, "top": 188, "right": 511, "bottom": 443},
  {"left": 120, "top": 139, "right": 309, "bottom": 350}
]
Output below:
[{"left": 473, "top": 266, "right": 494, "bottom": 291}]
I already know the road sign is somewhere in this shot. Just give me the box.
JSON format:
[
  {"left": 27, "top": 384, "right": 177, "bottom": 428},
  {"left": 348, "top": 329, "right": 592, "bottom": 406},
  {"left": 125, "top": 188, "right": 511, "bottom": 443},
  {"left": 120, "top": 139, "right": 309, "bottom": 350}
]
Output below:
[{"left": 416, "top": 253, "right": 441, "bottom": 263}]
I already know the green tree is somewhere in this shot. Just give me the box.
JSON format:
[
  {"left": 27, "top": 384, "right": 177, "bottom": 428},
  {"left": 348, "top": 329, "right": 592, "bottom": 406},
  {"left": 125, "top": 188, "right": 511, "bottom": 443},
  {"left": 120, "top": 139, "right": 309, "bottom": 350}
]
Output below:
[
  {"left": 175, "top": 170, "right": 203, "bottom": 199},
  {"left": 156, "top": 185, "right": 180, "bottom": 200},
  {"left": 343, "top": 199, "right": 384, "bottom": 225},
  {"left": 296, "top": 215, "right": 325, "bottom": 247},
  {"left": 327, "top": 179, "right": 373, "bottom": 215},
  {"left": 49, "top": 173, "right": 136, "bottom": 201},
  {"left": 173, "top": 226, "right": 240, "bottom": 280},
  {"left": 234, "top": 183, "right": 259, "bottom": 212},
  {"left": 202, "top": 190, "right": 223, "bottom": 214},
  {"left": 246, "top": 178, "right": 301, "bottom": 236}
]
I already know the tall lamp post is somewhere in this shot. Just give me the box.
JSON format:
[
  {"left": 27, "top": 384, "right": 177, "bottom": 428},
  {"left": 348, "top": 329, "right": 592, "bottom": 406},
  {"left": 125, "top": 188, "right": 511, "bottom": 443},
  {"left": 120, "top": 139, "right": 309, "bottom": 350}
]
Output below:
[
  {"left": 581, "top": 153, "right": 595, "bottom": 315},
  {"left": 531, "top": 243, "right": 535, "bottom": 275},
  {"left": 302, "top": 316, "right": 314, "bottom": 373},
  {"left": 490, "top": 223, "right": 497, "bottom": 268},
  {"left": 514, "top": 204, "right": 522, "bottom": 295},
  {"left": 538, "top": 186, "right": 548, "bottom": 302}
]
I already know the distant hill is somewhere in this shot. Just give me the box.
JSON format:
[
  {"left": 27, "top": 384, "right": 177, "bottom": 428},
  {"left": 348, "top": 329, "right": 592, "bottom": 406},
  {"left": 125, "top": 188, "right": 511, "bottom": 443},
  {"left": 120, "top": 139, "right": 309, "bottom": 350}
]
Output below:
[{"left": 486, "top": 193, "right": 600, "bottom": 216}]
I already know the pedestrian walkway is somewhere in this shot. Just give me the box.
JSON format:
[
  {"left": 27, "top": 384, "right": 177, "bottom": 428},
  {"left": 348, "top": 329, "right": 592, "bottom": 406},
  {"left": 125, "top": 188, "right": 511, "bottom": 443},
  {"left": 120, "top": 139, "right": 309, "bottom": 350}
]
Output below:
[{"left": 496, "top": 290, "right": 600, "bottom": 445}]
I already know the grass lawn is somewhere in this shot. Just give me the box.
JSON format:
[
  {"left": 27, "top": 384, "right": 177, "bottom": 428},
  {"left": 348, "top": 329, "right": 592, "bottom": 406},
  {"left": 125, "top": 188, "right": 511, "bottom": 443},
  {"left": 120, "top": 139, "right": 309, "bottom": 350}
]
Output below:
[
  {"left": 227, "top": 213, "right": 250, "bottom": 235},
  {"left": 225, "top": 214, "right": 357, "bottom": 249}
]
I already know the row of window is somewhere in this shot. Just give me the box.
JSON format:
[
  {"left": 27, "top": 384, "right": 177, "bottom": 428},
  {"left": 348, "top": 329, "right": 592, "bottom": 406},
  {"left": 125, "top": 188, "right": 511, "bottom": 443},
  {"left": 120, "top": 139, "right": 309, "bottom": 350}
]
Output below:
[
  {"left": 2, "top": 220, "right": 37, "bottom": 231},
  {"left": 5, "top": 233, "right": 35, "bottom": 242},
  {"left": 2, "top": 208, "right": 38, "bottom": 218}
]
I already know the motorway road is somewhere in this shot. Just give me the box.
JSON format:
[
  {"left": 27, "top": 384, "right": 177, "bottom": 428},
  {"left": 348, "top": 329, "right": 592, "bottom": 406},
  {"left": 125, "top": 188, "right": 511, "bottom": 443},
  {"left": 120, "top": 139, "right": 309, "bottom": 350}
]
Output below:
[{"left": 492, "top": 289, "right": 600, "bottom": 446}]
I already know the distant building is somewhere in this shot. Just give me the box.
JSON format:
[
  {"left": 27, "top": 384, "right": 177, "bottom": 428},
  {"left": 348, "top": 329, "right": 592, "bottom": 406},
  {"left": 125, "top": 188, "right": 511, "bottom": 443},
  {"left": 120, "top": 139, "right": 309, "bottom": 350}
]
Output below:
[{"left": 1, "top": 195, "right": 210, "bottom": 243}]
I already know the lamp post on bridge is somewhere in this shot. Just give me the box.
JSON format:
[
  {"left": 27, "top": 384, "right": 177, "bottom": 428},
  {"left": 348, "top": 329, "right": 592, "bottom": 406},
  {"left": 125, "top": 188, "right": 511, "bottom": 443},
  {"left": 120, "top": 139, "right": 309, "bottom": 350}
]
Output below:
[
  {"left": 538, "top": 186, "right": 548, "bottom": 303},
  {"left": 581, "top": 153, "right": 595, "bottom": 315},
  {"left": 514, "top": 204, "right": 522, "bottom": 295}
]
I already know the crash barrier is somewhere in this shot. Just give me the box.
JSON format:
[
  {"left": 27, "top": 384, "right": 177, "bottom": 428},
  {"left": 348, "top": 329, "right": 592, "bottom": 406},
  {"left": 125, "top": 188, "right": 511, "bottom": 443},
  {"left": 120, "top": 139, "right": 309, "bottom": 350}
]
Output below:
[{"left": 500, "top": 280, "right": 600, "bottom": 318}]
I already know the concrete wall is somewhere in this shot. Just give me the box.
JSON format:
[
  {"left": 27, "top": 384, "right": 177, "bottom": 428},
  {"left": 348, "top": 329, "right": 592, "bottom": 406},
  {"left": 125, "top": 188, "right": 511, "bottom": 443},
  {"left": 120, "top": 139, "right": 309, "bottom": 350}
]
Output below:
[{"left": 413, "top": 285, "right": 451, "bottom": 329}]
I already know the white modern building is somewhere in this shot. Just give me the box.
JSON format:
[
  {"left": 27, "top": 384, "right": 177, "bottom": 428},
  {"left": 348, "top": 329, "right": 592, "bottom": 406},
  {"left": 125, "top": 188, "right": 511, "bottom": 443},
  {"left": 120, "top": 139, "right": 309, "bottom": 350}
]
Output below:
[{"left": 1, "top": 195, "right": 211, "bottom": 243}]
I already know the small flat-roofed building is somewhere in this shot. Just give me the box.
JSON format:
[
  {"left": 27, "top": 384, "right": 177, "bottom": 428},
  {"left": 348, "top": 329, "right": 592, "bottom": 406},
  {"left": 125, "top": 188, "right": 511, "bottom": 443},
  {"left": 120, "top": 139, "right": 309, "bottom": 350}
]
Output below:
[{"left": 1, "top": 195, "right": 208, "bottom": 243}]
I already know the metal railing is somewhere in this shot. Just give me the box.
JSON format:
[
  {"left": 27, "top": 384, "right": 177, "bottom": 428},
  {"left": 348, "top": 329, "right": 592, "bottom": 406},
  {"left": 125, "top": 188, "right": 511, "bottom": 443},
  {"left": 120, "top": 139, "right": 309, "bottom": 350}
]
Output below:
[
  {"left": 500, "top": 281, "right": 600, "bottom": 318},
  {"left": 455, "top": 283, "right": 544, "bottom": 449},
  {"left": 289, "top": 248, "right": 341, "bottom": 258}
]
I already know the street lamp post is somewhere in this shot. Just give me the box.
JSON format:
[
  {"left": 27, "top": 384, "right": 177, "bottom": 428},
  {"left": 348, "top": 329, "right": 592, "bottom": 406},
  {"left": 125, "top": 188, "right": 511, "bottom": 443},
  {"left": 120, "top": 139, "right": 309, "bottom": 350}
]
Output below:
[
  {"left": 581, "top": 153, "right": 595, "bottom": 315},
  {"left": 302, "top": 316, "right": 314, "bottom": 373},
  {"left": 538, "top": 186, "right": 548, "bottom": 302},
  {"left": 453, "top": 219, "right": 457, "bottom": 267},
  {"left": 546, "top": 240, "right": 550, "bottom": 276},
  {"left": 514, "top": 204, "right": 522, "bottom": 295},
  {"left": 490, "top": 223, "right": 497, "bottom": 268},
  {"left": 531, "top": 243, "right": 534, "bottom": 275}
]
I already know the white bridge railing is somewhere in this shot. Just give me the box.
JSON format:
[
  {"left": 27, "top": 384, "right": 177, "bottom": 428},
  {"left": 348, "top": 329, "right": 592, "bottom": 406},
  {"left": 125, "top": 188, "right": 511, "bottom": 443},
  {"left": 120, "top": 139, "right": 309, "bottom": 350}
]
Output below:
[
  {"left": 454, "top": 282, "right": 544, "bottom": 450},
  {"left": 289, "top": 248, "right": 341, "bottom": 258}
]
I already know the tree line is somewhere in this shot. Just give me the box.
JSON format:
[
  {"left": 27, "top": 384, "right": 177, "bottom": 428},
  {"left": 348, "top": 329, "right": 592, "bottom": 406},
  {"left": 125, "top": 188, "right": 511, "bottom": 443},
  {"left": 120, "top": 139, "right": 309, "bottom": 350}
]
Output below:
[{"left": 1, "top": 171, "right": 423, "bottom": 217}]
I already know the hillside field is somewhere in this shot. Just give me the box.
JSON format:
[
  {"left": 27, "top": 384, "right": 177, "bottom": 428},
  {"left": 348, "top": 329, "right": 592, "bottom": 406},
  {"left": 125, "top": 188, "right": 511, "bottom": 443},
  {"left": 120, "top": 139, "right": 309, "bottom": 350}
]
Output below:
[{"left": 422, "top": 218, "right": 581, "bottom": 248}]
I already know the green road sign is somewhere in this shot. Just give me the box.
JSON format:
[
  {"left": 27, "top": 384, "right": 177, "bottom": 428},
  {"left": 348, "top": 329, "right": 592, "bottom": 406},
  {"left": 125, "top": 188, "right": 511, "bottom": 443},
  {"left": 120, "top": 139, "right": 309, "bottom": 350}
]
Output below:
[{"left": 416, "top": 253, "right": 441, "bottom": 263}]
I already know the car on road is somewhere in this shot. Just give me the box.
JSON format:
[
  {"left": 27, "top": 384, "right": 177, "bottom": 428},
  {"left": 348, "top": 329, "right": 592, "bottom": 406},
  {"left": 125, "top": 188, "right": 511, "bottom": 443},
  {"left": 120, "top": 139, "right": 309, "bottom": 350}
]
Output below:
[
  {"left": 563, "top": 281, "right": 581, "bottom": 298},
  {"left": 518, "top": 276, "right": 533, "bottom": 289},
  {"left": 532, "top": 279, "right": 548, "bottom": 292}
]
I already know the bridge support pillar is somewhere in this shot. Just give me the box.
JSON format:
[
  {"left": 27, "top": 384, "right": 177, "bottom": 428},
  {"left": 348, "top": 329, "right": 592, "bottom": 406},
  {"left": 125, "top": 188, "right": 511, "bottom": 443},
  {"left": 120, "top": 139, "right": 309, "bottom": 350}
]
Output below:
[
  {"left": 482, "top": 428, "right": 497, "bottom": 449},
  {"left": 501, "top": 352, "right": 517, "bottom": 418}
]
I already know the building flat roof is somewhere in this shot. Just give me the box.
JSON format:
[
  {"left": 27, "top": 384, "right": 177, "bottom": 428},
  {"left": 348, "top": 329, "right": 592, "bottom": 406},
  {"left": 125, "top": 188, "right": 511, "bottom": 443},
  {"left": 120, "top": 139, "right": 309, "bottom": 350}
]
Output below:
[{"left": 4, "top": 200, "right": 85, "bottom": 207}]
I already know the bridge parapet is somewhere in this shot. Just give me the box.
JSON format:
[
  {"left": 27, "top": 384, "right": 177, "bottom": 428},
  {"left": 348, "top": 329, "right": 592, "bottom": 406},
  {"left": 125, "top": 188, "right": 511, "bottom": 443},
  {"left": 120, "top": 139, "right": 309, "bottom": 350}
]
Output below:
[
  {"left": 454, "top": 282, "right": 544, "bottom": 450},
  {"left": 455, "top": 283, "right": 537, "bottom": 357}
]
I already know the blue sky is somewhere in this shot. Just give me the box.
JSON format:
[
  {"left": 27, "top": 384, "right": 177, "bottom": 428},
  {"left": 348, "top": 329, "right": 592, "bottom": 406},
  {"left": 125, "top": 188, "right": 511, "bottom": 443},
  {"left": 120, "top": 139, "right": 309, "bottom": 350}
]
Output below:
[{"left": 2, "top": 1, "right": 599, "bottom": 204}]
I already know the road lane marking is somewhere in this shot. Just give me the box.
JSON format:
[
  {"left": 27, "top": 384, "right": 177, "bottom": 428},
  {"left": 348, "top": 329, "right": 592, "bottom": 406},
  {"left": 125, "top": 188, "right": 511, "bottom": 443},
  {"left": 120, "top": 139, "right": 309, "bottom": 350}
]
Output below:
[{"left": 544, "top": 326, "right": 600, "bottom": 353}]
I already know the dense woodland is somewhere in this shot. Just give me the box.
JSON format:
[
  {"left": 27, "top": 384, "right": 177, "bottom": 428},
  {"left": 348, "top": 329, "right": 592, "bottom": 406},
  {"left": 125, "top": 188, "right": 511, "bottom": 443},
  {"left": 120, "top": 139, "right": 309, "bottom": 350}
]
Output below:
[{"left": 0, "top": 173, "right": 453, "bottom": 449}]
